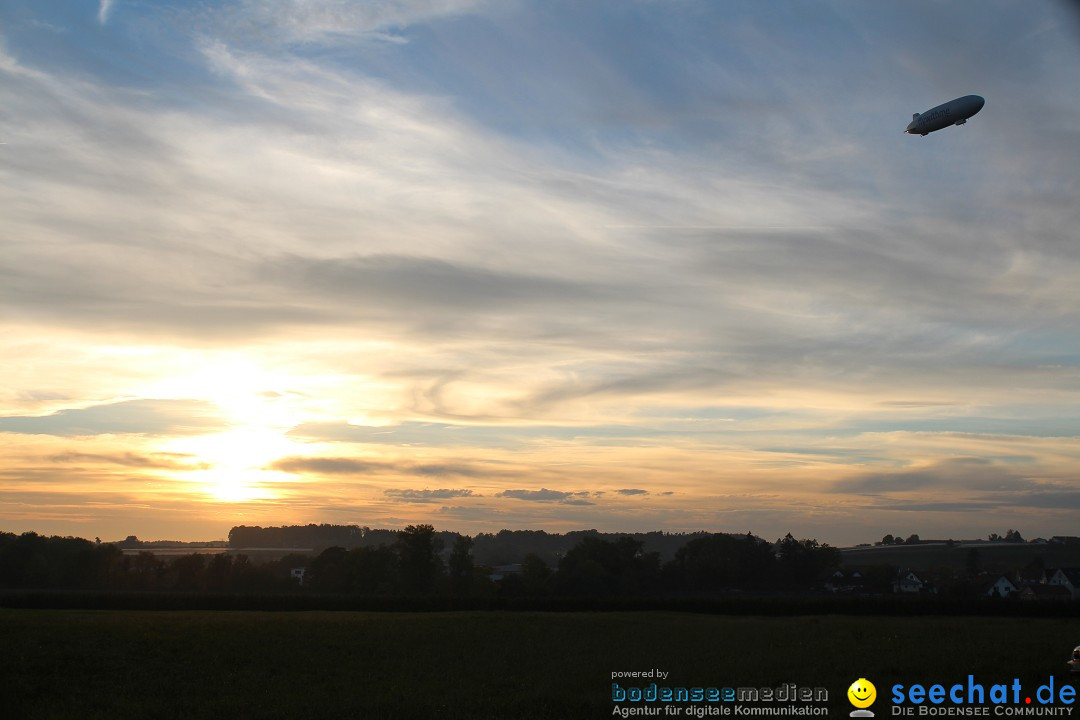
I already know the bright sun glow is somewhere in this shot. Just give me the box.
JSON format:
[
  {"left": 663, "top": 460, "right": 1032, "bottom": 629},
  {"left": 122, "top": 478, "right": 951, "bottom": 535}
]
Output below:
[
  {"left": 145, "top": 354, "right": 305, "bottom": 428},
  {"left": 144, "top": 354, "right": 328, "bottom": 502},
  {"left": 164, "top": 428, "right": 306, "bottom": 502}
]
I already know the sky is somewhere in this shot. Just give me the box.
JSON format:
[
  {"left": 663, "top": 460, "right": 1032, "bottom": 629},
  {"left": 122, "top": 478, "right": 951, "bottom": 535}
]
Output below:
[{"left": 1, "top": 0, "right": 1079, "bottom": 545}]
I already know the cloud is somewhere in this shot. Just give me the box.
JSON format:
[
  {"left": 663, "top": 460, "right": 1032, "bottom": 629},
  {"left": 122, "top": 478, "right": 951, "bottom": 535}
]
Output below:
[
  {"left": 496, "top": 488, "right": 572, "bottom": 502},
  {"left": 286, "top": 421, "right": 653, "bottom": 446},
  {"left": 260, "top": 254, "right": 611, "bottom": 319},
  {"left": 832, "top": 457, "right": 1035, "bottom": 495},
  {"left": 436, "top": 505, "right": 496, "bottom": 518},
  {"left": 834, "top": 454, "right": 1080, "bottom": 514},
  {"left": 7, "top": 11, "right": 1075, "bottom": 383},
  {"left": 864, "top": 500, "right": 1003, "bottom": 513},
  {"left": 97, "top": 0, "right": 115, "bottom": 26},
  {"left": 269, "top": 457, "right": 395, "bottom": 475},
  {"left": 219, "top": 0, "right": 488, "bottom": 45},
  {"left": 50, "top": 451, "right": 209, "bottom": 470},
  {"left": 0, "top": 399, "right": 227, "bottom": 437},
  {"left": 269, "top": 455, "right": 499, "bottom": 478},
  {"left": 517, "top": 366, "right": 736, "bottom": 414},
  {"left": 857, "top": 490, "right": 1080, "bottom": 514},
  {"left": 616, "top": 489, "right": 649, "bottom": 496},
  {"left": 1011, "top": 491, "right": 1080, "bottom": 511},
  {"left": 411, "top": 464, "right": 492, "bottom": 478},
  {"left": 385, "top": 488, "right": 477, "bottom": 503}
]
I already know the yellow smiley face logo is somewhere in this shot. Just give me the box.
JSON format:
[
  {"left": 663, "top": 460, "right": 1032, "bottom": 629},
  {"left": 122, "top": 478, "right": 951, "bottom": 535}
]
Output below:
[{"left": 848, "top": 678, "right": 876, "bottom": 709}]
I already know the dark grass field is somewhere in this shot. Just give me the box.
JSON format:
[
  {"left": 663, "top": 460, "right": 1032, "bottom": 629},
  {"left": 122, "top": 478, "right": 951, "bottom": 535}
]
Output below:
[{"left": 3, "top": 610, "right": 1078, "bottom": 719}]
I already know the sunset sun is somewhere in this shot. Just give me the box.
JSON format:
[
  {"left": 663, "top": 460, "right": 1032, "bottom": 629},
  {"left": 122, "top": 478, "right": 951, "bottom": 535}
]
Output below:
[
  {"left": 164, "top": 428, "right": 304, "bottom": 503},
  {"left": 141, "top": 355, "right": 321, "bottom": 502}
]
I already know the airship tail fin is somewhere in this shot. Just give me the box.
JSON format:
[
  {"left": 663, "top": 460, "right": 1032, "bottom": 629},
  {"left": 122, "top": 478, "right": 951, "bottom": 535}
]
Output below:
[{"left": 912, "top": 113, "right": 920, "bottom": 120}]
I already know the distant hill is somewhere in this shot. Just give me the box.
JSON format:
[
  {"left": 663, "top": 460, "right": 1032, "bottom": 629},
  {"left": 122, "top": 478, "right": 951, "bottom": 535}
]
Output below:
[
  {"left": 470, "top": 529, "right": 718, "bottom": 566},
  {"left": 841, "top": 541, "right": 1080, "bottom": 572},
  {"left": 227, "top": 525, "right": 732, "bottom": 565},
  {"left": 111, "top": 536, "right": 228, "bottom": 549}
]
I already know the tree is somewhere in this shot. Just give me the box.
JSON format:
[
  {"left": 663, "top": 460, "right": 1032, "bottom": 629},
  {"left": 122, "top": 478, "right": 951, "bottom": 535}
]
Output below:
[
  {"left": 348, "top": 545, "right": 398, "bottom": 594},
  {"left": 861, "top": 564, "right": 900, "bottom": 594},
  {"left": 774, "top": 534, "right": 840, "bottom": 587},
  {"left": 1021, "top": 556, "right": 1045, "bottom": 583},
  {"left": 205, "top": 553, "right": 234, "bottom": 591},
  {"left": 555, "top": 536, "right": 660, "bottom": 595},
  {"left": 905, "top": 534, "right": 920, "bottom": 545},
  {"left": 1004, "top": 529, "right": 1024, "bottom": 543},
  {"left": 965, "top": 548, "right": 981, "bottom": 578},
  {"left": 308, "top": 546, "right": 350, "bottom": 592},
  {"left": 520, "top": 553, "right": 553, "bottom": 595},
  {"left": 127, "top": 551, "right": 164, "bottom": 591},
  {"left": 395, "top": 524, "right": 444, "bottom": 594},
  {"left": 448, "top": 535, "right": 475, "bottom": 594},
  {"left": 169, "top": 553, "right": 208, "bottom": 591},
  {"left": 228, "top": 554, "right": 267, "bottom": 593},
  {"left": 879, "top": 534, "right": 895, "bottom": 546},
  {"left": 0, "top": 532, "right": 119, "bottom": 589},
  {"left": 666, "top": 533, "right": 774, "bottom": 592}
]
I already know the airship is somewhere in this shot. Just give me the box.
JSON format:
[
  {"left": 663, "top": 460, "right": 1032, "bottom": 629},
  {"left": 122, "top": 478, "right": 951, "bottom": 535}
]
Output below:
[{"left": 905, "top": 95, "right": 985, "bottom": 136}]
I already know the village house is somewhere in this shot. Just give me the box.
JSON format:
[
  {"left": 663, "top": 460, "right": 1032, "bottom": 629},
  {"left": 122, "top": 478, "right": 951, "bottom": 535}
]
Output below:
[
  {"left": 825, "top": 569, "right": 867, "bottom": 593},
  {"left": 1047, "top": 568, "right": 1080, "bottom": 598},
  {"left": 980, "top": 575, "right": 1018, "bottom": 598},
  {"left": 893, "top": 570, "right": 925, "bottom": 594}
]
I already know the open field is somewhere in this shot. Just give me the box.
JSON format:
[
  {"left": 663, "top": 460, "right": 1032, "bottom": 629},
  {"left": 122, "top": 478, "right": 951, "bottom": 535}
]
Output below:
[{"left": 3, "top": 610, "right": 1078, "bottom": 719}]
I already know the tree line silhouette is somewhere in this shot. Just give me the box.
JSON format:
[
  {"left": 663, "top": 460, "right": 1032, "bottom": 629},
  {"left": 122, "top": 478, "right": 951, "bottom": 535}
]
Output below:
[
  {"left": 227, "top": 524, "right": 725, "bottom": 568},
  {"left": 0, "top": 526, "right": 840, "bottom": 597},
  {"left": 0, "top": 531, "right": 307, "bottom": 593}
]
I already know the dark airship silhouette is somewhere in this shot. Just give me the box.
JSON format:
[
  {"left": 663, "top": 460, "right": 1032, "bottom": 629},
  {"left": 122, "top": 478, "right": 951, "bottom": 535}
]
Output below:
[{"left": 905, "top": 95, "right": 985, "bottom": 136}]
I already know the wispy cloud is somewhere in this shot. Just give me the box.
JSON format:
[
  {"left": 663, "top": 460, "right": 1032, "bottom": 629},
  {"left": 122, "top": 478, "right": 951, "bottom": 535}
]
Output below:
[
  {"left": 217, "top": 0, "right": 487, "bottom": 45},
  {"left": 269, "top": 457, "right": 396, "bottom": 475},
  {"left": 833, "top": 457, "right": 1044, "bottom": 495},
  {"left": 385, "top": 488, "right": 477, "bottom": 503},
  {"left": 495, "top": 489, "right": 595, "bottom": 506},
  {"left": 269, "top": 456, "right": 501, "bottom": 478},
  {"left": 0, "top": 400, "right": 227, "bottom": 437},
  {"left": 50, "top": 451, "right": 210, "bottom": 471},
  {"left": 97, "top": 0, "right": 115, "bottom": 26},
  {"left": 497, "top": 489, "right": 575, "bottom": 502}
]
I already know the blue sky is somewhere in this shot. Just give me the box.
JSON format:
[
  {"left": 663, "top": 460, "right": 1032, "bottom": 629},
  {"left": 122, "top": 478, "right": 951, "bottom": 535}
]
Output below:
[{"left": 1, "top": 0, "right": 1078, "bottom": 543}]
